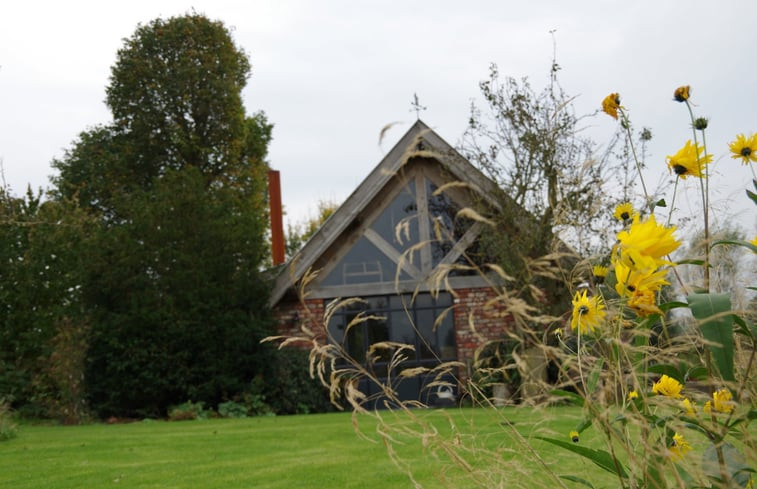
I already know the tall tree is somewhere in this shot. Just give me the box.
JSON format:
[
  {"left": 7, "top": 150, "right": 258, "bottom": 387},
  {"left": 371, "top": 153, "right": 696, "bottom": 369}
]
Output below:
[{"left": 51, "top": 14, "right": 274, "bottom": 417}]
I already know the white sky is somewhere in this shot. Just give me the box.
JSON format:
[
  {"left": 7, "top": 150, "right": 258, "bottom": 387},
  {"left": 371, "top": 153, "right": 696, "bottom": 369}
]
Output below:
[{"left": 0, "top": 0, "right": 755, "bottom": 236}]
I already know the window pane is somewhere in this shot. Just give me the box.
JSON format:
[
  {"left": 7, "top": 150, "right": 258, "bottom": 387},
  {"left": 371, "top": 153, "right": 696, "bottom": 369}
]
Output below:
[
  {"left": 390, "top": 311, "right": 416, "bottom": 347},
  {"left": 370, "top": 180, "right": 419, "bottom": 253},
  {"left": 320, "top": 236, "right": 410, "bottom": 286},
  {"left": 416, "top": 309, "right": 436, "bottom": 359}
]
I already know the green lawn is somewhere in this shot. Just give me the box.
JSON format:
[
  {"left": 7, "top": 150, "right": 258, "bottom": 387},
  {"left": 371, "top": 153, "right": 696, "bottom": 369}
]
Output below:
[{"left": 1, "top": 406, "right": 600, "bottom": 489}]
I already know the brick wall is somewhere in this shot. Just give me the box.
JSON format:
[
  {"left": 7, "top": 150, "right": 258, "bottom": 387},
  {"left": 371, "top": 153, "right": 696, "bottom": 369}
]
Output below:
[
  {"left": 451, "top": 287, "right": 513, "bottom": 381},
  {"left": 272, "top": 298, "right": 326, "bottom": 346},
  {"left": 273, "top": 288, "right": 513, "bottom": 374}
]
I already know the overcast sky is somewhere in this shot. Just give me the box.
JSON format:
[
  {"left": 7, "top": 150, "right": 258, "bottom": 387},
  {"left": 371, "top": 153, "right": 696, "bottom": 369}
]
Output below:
[{"left": 1, "top": 0, "right": 755, "bottom": 235}]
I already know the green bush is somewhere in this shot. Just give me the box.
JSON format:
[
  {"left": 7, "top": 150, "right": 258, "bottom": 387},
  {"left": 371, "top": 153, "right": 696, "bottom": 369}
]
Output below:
[
  {"left": 217, "top": 400, "right": 247, "bottom": 418},
  {"left": 0, "top": 399, "right": 18, "bottom": 441},
  {"left": 167, "top": 401, "right": 209, "bottom": 421},
  {"left": 263, "top": 349, "right": 333, "bottom": 415}
]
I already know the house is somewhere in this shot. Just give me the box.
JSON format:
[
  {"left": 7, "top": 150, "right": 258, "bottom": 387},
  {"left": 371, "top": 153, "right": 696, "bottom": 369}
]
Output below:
[{"left": 269, "top": 120, "right": 529, "bottom": 407}]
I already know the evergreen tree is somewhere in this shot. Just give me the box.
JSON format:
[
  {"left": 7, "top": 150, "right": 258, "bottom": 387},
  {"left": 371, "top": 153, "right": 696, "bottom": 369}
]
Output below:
[{"left": 52, "top": 14, "right": 274, "bottom": 417}]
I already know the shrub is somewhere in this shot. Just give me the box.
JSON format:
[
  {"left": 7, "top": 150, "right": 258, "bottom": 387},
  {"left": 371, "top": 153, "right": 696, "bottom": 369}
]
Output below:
[
  {"left": 0, "top": 399, "right": 18, "bottom": 441},
  {"left": 217, "top": 400, "right": 247, "bottom": 418},
  {"left": 167, "top": 401, "right": 208, "bottom": 421},
  {"left": 263, "top": 348, "right": 332, "bottom": 415}
]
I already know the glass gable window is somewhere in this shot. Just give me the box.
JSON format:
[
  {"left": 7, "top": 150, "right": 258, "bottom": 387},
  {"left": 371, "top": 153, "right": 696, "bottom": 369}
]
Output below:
[
  {"left": 370, "top": 180, "right": 419, "bottom": 252},
  {"left": 320, "top": 236, "right": 411, "bottom": 286}
]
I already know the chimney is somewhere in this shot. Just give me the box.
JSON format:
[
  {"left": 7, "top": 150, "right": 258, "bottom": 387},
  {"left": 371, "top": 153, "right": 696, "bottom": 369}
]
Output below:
[{"left": 267, "top": 169, "right": 286, "bottom": 266}]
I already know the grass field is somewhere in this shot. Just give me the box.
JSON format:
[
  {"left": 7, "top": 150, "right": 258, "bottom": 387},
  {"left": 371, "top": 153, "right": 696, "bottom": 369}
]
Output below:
[{"left": 1, "top": 406, "right": 609, "bottom": 489}]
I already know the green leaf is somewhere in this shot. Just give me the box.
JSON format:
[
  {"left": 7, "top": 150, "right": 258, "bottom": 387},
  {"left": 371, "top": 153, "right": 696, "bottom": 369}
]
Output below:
[
  {"left": 732, "top": 314, "right": 756, "bottom": 341},
  {"left": 711, "top": 239, "right": 757, "bottom": 254},
  {"left": 685, "top": 366, "right": 709, "bottom": 382},
  {"left": 550, "top": 389, "right": 584, "bottom": 406},
  {"left": 655, "top": 198, "right": 667, "bottom": 208},
  {"left": 536, "top": 436, "right": 628, "bottom": 479},
  {"left": 703, "top": 443, "right": 753, "bottom": 488},
  {"left": 747, "top": 188, "right": 757, "bottom": 205},
  {"left": 676, "top": 259, "right": 706, "bottom": 266},
  {"left": 559, "top": 475, "right": 596, "bottom": 489},
  {"left": 688, "top": 293, "right": 735, "bottom": 382},
  {"left": 648, "top": 364, "right": 684, "bottom": 383},
  {"left": 659, "top": 301, "right": 688, "bottom": 312}
]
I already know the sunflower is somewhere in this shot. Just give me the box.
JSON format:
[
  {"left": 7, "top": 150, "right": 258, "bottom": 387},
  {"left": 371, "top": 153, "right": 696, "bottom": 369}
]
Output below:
[
  {"left": 592, "top": 265, "right": 608, "bottom": 283},
  {"left": 673, "top": 85, "right": 690, "bottom": 102},
  {"left": 669, "top": 433, "right": 692, "bottom": 460},
  {"left": 569, "top": 430, "right": 579, "bottom": 443},
  {"left": 681, "top": 398, "right": 696, "bottom": 415},
  {"left": 602, "top": 93, "right": 622, "bottom": 119},
  {"left": 704, "top": 388, "right": 735, "bottom": 414},
  {"left": 666, "top": 140, "right": 713, "bottom": 179},
  {"left": 627, "top": 390, "right": 638, "bottom": 401},
  {"left": 570, "top": 290, "right": 606, "bottom": 334},
  {"left": 652, "top": 374, "right": 683, "bottom": 398},
  {"left": 614, "top": 258, "right": 670, "bottom": 297},
  {"left": 728, "top": 133, "right": 757, "bottom": 165},
  {"left": 615, "top": 214, "right": 681, "bottom": 268},
  {"left": 613, "top": 202, "right": 635, "bottom": 222}
]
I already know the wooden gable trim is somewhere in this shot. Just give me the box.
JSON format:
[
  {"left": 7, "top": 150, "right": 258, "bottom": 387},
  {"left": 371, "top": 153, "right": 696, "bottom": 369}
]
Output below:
[{"left": 269, "top": 120, "right": 505, "bottom": 307}]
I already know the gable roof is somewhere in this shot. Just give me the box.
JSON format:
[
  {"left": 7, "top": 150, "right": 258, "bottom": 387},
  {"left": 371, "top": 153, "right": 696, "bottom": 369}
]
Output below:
[{"left": 269, "top": 119, "right": 503, "bottom": 307}]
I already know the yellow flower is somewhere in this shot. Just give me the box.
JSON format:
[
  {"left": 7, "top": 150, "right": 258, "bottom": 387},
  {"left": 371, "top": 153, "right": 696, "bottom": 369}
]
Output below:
[
  {"left": 627, "top": 288, "right": 663, "bottom": 317},
  {"left": 729, "top": 133, "right": 757, "bottom": 165},
  {"left": 602, "top": 93, "right": 622, "bottom": 119},
  {"left": 751, "top": 236, "right": 757, "bottom": 250},
  {"left": 613, "top": 202, "right": 635, "bottom": 222},
  {"left": 681, "top": 398, "right": 696, "bottom": 415},
  {"left": 614, "top": 258, "right": 670, "bottom": 297},
  {"left": 592, "top": 265, "right": 608, "bottom": 283},
  {"left": 570, "top": 430, "right": 580, "bottom": 443},
  {"left": 669, "top": 432, "right": 692, "bottom": 460},
  {"left": 652, "top": 374, "right": 683, "bottom": 399},
  {"left": 628, "top": 390, "right": 638, "bottom": 401},
  {"left": 570, "top": 290, "right": 606, "bottom": 334},
  {"left": 615, "top": 214, "right": 680, "bottom": 268},
  {"left": 704, "top": 389, "right": 735, "bottom": 414},
  {"left": 674, "top": 85, "right": 690, "bottom": 102},
  {"left": 666, "top": 140, "right": 713, "bottom": 179}
]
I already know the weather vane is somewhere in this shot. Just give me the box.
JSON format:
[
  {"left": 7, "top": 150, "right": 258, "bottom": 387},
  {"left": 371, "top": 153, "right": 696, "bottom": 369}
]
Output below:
[{"left": 410, "top": 93, "right": 427, "bottom": 120}]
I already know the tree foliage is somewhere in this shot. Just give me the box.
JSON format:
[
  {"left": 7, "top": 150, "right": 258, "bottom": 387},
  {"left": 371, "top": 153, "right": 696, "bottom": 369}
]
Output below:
[
  {"left": 285, "top": 199, "right": 339, "bottom": 258},
  {"left": 0, "top": 188, "right": 95, "bottom": 419},
  {"left": 463, "top": 62, "right": 629, "bottom": 262},
  {"left": 49, "top": 14, "right": 275, "bottom": 417}
]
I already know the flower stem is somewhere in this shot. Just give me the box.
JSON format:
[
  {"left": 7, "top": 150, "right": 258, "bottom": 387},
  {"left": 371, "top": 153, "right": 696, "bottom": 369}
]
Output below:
[
  {"left": 685, "top": 101, "right": 710, "bottom": 291},
  {"left": 619, "top": 108, "right": 652, "bottom": 213}
]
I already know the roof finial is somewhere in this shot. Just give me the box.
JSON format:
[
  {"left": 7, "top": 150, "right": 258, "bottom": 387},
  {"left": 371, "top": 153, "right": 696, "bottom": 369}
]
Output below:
[{"left": 410, "top": 93, "right": 427, "bottom": 120}]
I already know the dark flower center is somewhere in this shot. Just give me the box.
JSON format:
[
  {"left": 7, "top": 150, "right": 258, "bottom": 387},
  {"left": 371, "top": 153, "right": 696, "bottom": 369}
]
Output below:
[
  {"left": 627, "top": 285, "right": 636, "bottom": 292},
  {"left": 578, "top": 305, "right": 589, "bottom": 315},
  {"left": 741, "top": 147, "right": 752, "bottom": 157},
  {"left": 621, "top": 212, "right": 630, "bottom": 220},
  {"left": 673, "top": 164, "right": 688, "bottom": 175}
]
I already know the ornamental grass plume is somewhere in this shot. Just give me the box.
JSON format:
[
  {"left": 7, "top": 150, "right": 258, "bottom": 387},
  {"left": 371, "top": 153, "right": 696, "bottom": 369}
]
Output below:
[{"left": 666, "top": 140, "right": 713, "bottom": 179}]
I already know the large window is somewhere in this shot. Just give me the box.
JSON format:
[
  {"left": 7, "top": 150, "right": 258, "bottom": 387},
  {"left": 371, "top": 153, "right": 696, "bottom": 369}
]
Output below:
[{"left": 327, "top": 292, "right": 456, "bottom": 406}]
